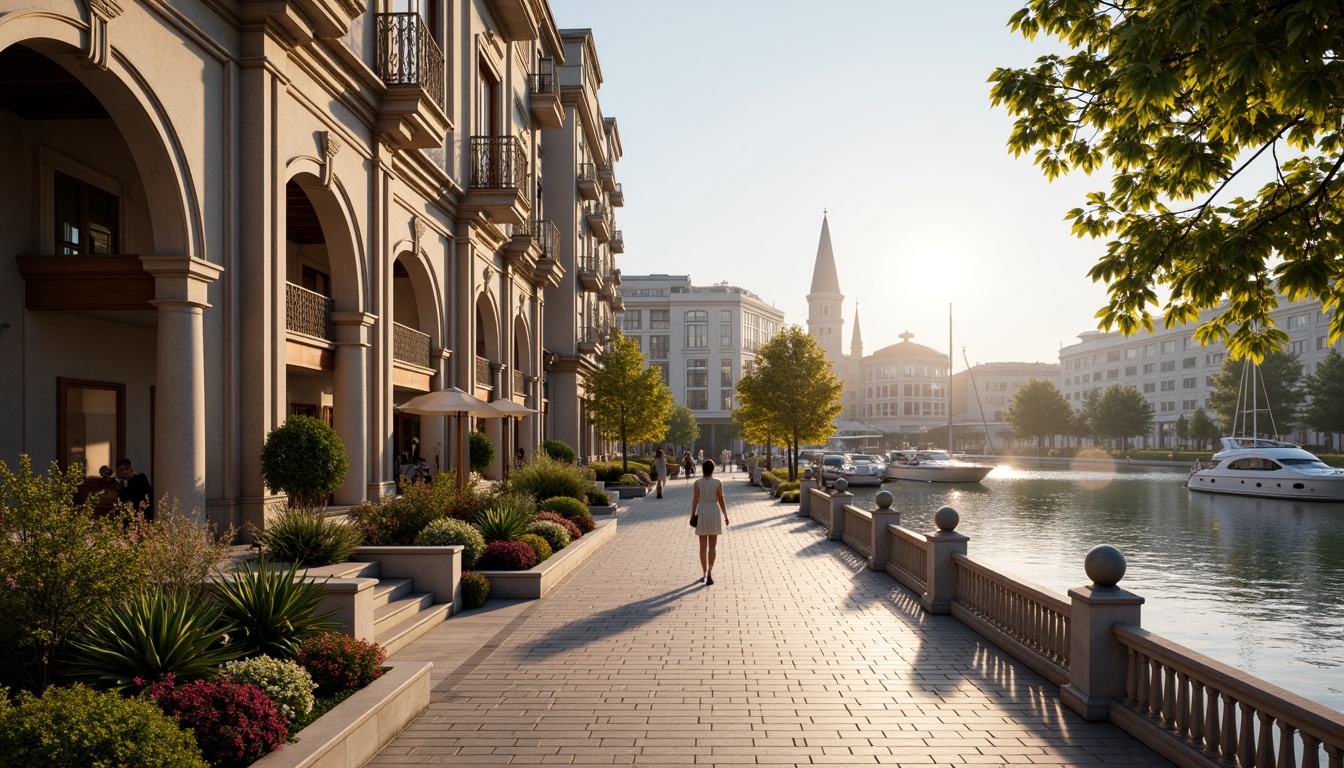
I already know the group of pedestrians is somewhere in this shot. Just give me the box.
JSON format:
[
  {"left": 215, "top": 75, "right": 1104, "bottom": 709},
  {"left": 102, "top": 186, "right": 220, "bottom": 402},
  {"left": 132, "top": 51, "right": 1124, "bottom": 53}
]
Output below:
[{"left": 651, "top": 447, "right": 732, "bottom": 586}]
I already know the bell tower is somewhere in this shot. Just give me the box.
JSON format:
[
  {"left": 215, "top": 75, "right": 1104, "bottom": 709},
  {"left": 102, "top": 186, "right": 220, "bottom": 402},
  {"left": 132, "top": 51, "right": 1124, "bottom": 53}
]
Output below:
[{"left": 806, "top": 212, "right": 845, "bottom": 368}]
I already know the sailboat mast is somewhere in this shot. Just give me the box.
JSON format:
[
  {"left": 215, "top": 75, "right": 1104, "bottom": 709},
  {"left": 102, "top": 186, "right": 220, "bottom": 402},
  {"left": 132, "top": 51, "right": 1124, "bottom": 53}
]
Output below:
[{"left": 948, "top": 304, "right": 953, "bottom": 451}]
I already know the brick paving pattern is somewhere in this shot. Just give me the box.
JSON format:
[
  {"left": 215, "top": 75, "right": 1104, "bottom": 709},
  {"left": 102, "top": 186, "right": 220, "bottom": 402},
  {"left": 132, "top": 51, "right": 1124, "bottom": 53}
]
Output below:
[{"left": 370, "top": 466, "right": 1169, "bottom": 766}]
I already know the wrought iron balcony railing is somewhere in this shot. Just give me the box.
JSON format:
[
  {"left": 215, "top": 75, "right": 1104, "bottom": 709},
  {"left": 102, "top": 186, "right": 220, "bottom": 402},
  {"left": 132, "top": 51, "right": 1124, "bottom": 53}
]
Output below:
[
  {"left": 375, "top": 13, "right": 446, "bottom": 113},
  {"left": 286, "top": 282, "right": 333, "bottom": 341},
  {"left": 577, "top": 162, "right": 596, "bottom": 182},
  {"left": 393, "top": 322, "right": 431, "bottom": 368},
  {"left": 469, "top": 136, "right": 528, "bottom": 190},
  {"left": 512, "top": 368, "right": 525, "bottom": 395},
  {"left": 529, "top": 56, "right": 556, "bottom": 96},
  {"left": 475, "top": 355, "right": 492, "bottom": 389},
  {"left": 514, "top": 218, "right": 560, "bottom": 259}
]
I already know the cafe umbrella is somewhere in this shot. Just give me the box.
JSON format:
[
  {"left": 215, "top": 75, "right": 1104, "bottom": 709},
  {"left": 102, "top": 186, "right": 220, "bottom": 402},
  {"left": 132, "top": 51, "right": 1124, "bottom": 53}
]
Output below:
[{"left": 395, "top": 387, "right": 507, "bottom": 490}]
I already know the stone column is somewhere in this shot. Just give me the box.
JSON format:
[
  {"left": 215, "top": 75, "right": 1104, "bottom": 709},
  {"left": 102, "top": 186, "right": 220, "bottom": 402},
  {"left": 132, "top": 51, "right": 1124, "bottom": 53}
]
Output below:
[
  {"left": 485, "top": 362, "right": 507, "bottom": 479},
  {"left": 1062, "top": 545, "right": 1144, "bottom": 722},
  {"left": 828, "top": 478, "right": 851, "bottom": 541},
  {"left": 799, "top": 468, "right": 817, "bottom": 516},
  {"left": 921, "top": 506, "right": 968, "bottom": 614},
  {"left": 332, "top": 311, "right": 376, "bottom": 505},
  {"left": 420, "top": 347, "right": 452, "bottom": 472},
  {"left": 140, "top": 255, "right": 223, "bottom": 523},
  {"left": 868, "top": 490, "right": 901, "bottom": 571}
]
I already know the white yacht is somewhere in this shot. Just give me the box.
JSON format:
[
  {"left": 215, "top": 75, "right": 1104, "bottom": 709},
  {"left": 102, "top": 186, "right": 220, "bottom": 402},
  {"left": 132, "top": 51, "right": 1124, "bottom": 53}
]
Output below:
[
  {"left": 883, "top": 450, "right": 994, "bottom": 484},
  {"left": 1186, "top": 438, "right": 1344, "bottom": 501}
]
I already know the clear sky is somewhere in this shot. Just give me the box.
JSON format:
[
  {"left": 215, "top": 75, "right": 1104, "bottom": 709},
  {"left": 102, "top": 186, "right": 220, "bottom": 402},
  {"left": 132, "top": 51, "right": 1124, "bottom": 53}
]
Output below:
[{"left": 552, "top": 0, "right": 1121, "bottom": 370}]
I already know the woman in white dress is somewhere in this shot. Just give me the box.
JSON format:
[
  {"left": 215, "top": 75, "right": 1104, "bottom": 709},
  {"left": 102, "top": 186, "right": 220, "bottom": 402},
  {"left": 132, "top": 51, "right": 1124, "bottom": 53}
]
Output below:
[{"left": 690, "top": 459, "right": 730, "bottom": 584}]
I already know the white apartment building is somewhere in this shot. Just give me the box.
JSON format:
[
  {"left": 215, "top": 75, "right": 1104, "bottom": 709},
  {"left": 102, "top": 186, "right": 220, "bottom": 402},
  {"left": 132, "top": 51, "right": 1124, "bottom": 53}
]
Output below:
[
  {"left": 950, "top": 362, "right": 1062, "bottom": 451},
  {"left": 1060, "top": 295, "right": 1341, "bottom": 448},
  {"left": 616, "top": 274, "right": 784, "bottom": 456}
]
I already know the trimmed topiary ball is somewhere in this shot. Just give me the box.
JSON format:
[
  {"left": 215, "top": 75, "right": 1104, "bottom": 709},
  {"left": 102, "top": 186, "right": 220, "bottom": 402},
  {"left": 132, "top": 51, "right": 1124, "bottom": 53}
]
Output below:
[
  {"left": 469, "top": 430, "right": 495, "bottom": 475},
  {"left": 461, "top": 571, "right": 490, "bottom": 609},
  {"left": 259, "top": 415, "right": 349, "bottom": 507},
  {"left": 526, "top": 520, "right": 571, "bottom": 552},
  {"left": 146, "top": 676, "right": 288, "bottom": 768},
  {"left": 415, "top": 518, "right": 487, "bottom": 569},
  {"left": 532, "top": 512, "right": 582, "bottom": 540},
  {"left": 517, "top": 533, "right": 552, "bottom": 562},
  {"left": 540, "top": 439, "right": 576, "bottom": 463},
  {"left": 587, "top": 488, "right": 611, "bottom": 506},
  {"left": 571, "top": 514, "right": 596, "bottom": 535},
  {"left": 477, "top": 540, "right": 538, "bottom": 571},
  {"left": 538, "top": 496, "right": 588, "bottom": 519}
]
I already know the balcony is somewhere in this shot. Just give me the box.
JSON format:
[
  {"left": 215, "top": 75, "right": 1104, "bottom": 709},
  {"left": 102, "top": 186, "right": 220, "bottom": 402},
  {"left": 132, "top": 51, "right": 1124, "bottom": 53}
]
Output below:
[
  {"left": 585, "top": 204, "right": 611, "bottom": 241},
  {"left": 286, "top": 282, "right": 333, "bottom": 342},
  {"left": 392, "top": 322, "right": 431, "bottom": 368},
  {"left": 375, "top": 13, "right": 451, "bottom": 150},
  {"left": 577, "top": 326, "right": 600, "bottom": 356},
  {"left": 528, "top": 57, "right": 563, "bottom": 130},
  {"left": 475, "top": 356, "right": 493, "bottom": 391},
  {"left": 576, "top": 163, "right": 599, "bottom": 201},
  {"left": 16, "top": 255, "right": 154, "bottom": 311},
  {"left": 512, "top": 368, "right": 526, "bottom": 396},
  {"left": 505, "top": 218, "right": 558, "bottom": 276},
  {"left": 577, "top": 255, "right": 603, "bottom": 292},
  {"left": 598, "top": 163, "right": 616, "bottom": 193},
  {"left": 610, "top": 230, "right": 624, "bottom": 254},
  {"left": 485, "top": 0, "right": 538, "bottom": 42},
  {"left": 462, "top": 136, "right": 531, "bottom": 225},
  {"left": 610, "top": 182, "right": 624, "bottom": 207}
]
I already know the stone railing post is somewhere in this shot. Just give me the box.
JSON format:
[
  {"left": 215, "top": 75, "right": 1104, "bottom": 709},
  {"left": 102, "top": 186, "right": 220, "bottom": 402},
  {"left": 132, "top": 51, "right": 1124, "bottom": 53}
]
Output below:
[
  {"left": 920, "top": 505, "right": 968, "bottom": 614},
  {"left": 867, "top": 490, "right": 901, "bottom": 571},
  {"left": 1062, "top": 545, "right": 1145, "bottom": 722},
  {"left": 799, "top": 468, "right": 817, "bottom": 517},
  {"left": 315, "top": 577, "right": 377, "bottom": 641},
  {"left": 828, "top": 478, "right": 851, "bottom": 541}
]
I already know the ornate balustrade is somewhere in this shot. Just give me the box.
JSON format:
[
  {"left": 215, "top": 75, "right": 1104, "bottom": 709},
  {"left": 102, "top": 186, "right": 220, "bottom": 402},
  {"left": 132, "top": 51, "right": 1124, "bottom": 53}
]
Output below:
[
  {"left": 529, "top": 56, "right": 555, "bottom": 95},
  {"left": 392, "top": 322, "right": 430, "bottom": 368},
  {"left": 512, "top": 368, "right": 525, "bottom": 396},
  {"left": 952, "top": 553, "right": 1071, "bottom": 683},
  {"left": 475, "top": 356, "right": 492, "bottom": 389},
  {"left": 469, "top": 136, "right": 527, "bottom": 190},
  {"left": 285, "top": 282, "right": 333, "bottom": 341},
  {"left": 841, "top": 505, "right": 872, "bottom": 558},
  {"left": 887, "top": 526, "right": 928, "bottom": 595},
  {"left": 375, "top": 12, "right": 445, "bottom": 112}
]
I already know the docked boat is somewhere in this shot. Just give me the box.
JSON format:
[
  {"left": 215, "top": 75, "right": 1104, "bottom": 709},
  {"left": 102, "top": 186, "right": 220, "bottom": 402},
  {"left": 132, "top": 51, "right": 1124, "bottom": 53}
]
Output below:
[
  {"left": 1186, "top": 438, "right": 1344, "bottom": 501},
  {"left": 817, "top": 454, "right": 847, "bottom": 485},
  {"left": 883, "top": 450, "right": 994, "bottom": 483},
  {"left": 839, "top": 459, "right": 884, "bottom": 486}
]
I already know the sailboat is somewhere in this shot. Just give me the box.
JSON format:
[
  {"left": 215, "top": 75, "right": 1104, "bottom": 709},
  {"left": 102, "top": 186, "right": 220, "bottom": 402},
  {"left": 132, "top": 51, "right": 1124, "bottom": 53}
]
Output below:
[{"left": 1186, "top": 359, "right": 1344, "bottom": 501}]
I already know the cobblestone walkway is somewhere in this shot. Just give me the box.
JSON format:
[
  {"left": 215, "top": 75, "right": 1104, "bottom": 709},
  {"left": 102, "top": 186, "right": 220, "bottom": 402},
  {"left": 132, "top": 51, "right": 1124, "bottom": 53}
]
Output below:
[{"left": 370, "top": 468, "right": 1168, "bottom": 767}]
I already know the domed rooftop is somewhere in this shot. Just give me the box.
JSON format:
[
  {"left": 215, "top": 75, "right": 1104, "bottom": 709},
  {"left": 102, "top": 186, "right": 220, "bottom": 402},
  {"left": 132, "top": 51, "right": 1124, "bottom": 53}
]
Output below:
[{"left": 868, "top": 331, "right": 945, "bottom": 361}]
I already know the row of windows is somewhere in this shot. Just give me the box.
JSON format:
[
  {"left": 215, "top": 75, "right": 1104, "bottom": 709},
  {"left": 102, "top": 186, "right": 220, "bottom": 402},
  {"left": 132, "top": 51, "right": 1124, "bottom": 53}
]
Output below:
[
  {"left": 864, "top": 401, "right": 948, "bottom": 418},
  {"left": 864, "top": 365, "right": 947, "bottom": 381},
  {"left": 864, "top": 383, "right": 948, "bottom": 399}
]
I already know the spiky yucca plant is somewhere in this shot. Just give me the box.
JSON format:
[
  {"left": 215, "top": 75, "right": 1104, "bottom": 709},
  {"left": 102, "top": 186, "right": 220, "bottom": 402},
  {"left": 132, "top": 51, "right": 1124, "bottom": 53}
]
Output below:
[
  {"left": 472, "top": 503, "right": 534, "bottom": 544},
  {"left": 211, "top": 562, "right": 337, "bottom": 659}
]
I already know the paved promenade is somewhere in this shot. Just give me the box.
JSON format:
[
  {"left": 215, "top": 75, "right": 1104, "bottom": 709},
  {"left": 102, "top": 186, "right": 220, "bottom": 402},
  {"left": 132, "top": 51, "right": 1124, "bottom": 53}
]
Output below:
[{"left": 370, "top": 468, "right": 1169, "bottom": 767}]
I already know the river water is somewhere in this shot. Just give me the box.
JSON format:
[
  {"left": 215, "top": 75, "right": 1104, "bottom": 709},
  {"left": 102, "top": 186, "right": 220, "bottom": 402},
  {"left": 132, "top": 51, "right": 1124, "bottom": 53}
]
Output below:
[{"left": 840, "top": 460, "right": 1344, "bottom": 713}]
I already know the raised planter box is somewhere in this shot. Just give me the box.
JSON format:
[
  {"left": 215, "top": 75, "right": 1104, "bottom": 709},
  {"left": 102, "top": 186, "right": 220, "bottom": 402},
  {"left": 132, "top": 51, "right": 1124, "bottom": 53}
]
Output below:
[
  {"left": 250, "top": 660, "right": 432, "bottom": 768},
  {"left": 477, "top": 518, "right": 617, "bottom": 598},
  {"left": 611, "top": 484, "right": 648, "bottom": 498},
  {"left": 588, "top": 503, "right": 619, "bottom": 516}
]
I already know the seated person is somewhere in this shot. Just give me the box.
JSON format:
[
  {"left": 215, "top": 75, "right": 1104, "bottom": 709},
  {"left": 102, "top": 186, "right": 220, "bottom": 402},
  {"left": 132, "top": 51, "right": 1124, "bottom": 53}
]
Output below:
[
  {"left": 115, "top": 458, "right": 153, "bottom": 519},
  {"left": 413, "top": 457, "right": 433, "bottom": 483}
]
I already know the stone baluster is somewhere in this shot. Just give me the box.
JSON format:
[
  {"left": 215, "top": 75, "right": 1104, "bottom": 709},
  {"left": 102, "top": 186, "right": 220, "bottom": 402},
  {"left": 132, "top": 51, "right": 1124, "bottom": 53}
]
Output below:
[
  {"left": 867, "top": 490, "right": 901, "bottom": 571},
  {"left": 799, "top": 468, "right": 817, "bottom": 517},
  {"left": 828, "top": 478, "right": 851, "bottom": 542},
  {"left": 1062, "top": 545, "right": 1146, "bottom": 722},
  {"left": 920, "top": 506, "right": 967, "bottom": 615}
]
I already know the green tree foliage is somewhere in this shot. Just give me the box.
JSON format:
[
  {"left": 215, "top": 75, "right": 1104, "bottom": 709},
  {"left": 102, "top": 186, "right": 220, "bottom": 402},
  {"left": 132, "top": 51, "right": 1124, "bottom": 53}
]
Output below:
[
  {"left": 0, "top": 456, "right": 148, "bottom": 692},
  {"left": 735, "top": 326, "right": 844, "bottom": 480},
  {"left": 585, "top": 331, "right": 674, "bottom": 472},
  {"left": 469, "top": 430, "right": 496, "bottom": 475},
  {"left": 1006, "top": 379, "right": 1074, "bottom": 452},
  {"left": 1174, "top": 414, "right": 1190, "bottom": 447},
  {"left": 1301, "top": 349, "right": 1344, "bottom": 451},
  {"left": 1188, "top": 407, "right": 1220, "bottom": 450},
  {"left": 1088, "top": 385, "right": 1154, "bottom": 449},
  {"left": 990, "top": 1, "right": 1344, "bottom": 361},
  {"left": 259, "top": 415, "right": 349, "bottom": 506},
  {"left": 1205, "top": 351, "right": 1304, "bottom": 435},
  {"left": 666, "top": 402, "right": 700, "bottom": 450}
]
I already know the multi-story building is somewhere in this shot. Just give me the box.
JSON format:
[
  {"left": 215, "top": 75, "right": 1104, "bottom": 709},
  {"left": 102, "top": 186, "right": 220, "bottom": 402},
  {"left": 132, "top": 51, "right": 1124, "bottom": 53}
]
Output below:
[
  {"left": 950, "top": 362, "right": 1061, "bottom": 451},
  {"left": 1060, "top": 295, "right": 1340, "bottom": 448},
  {"left": 616, "top": 274, "right": 784, "bottom": 456},
  {"left": 0, "top": 0, "right": 625, "bottom": 531},
  {"left": 857, "top": 332, "right": 950, "bottom": 441}
]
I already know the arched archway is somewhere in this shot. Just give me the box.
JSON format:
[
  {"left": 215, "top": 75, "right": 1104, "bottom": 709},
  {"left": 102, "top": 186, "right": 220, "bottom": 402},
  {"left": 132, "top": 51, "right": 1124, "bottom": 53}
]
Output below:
[
  {"left": 391, "top": 248, "right": 446, "bottom": 476},
  {"left": 474, "top": 292, "right": 501, "bottom": 397}
]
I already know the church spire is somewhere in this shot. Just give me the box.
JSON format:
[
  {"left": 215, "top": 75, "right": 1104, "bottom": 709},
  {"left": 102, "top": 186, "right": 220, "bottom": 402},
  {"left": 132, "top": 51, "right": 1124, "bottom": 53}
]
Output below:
[
  {"left": 850, "top": 303, "right": 863, "bottom": 359},
  {"left": 808, "top": 212, "right": 842, "bottom": 297}
]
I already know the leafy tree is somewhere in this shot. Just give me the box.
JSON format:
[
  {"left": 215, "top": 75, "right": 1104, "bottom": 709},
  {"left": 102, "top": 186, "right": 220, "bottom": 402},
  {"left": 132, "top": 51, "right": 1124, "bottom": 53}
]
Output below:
[
  {"left": 990, "top": 1, "right": 1344, "bottom": 361},
  {"left": 1174, "top": 414, "right": 1189, "bottom": 449},
  {"left": 584, "top": 331, "right": 674, "bottom": 473},
  {"left": 1189, "top": 407, "right": 1220, "bottom": 450},
  {"left": 666, "top": 403, "right": 700, "bottom": 450},
  {"left": 1090, "top": 385, "right": 1154, "bottom": 450},
  {"left": 1302, "top": 349, "right": 1344, "bottom": 451},
  {"left": 259, "top": 415, "right": 349, "bottom": 506},
  {"left": 1006, "top": 379, "right": 1074, "bottom": 454},
  {"left": 469, "top": 430, "right": 495, "bottom": 475},
  {"left": 1205, "top": 351, "right": 1304, "bottom": 435},
  {"left": 735, "top": 326, "right": 844, "bottom": 480},
  {"left": 731, "top": 389, "right": 786, "bottom": 467}
]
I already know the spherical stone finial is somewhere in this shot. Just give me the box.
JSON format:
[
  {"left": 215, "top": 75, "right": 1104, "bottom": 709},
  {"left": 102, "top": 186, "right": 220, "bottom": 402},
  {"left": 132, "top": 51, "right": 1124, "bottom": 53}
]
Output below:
[
  {"left": 875, "top": 490, "right": 893, "bottom": 509},
  {"left": 804, "top": 468, "right": 813, "bottom": 480},
  {"left": 834, "top": 478, "right": 848, "bottom": 493},
  {"left": 934, "top": 506, "right": 959, "bottom": 532},
  {"left": 1085, "top": 544, "right": 1127, "bottom": 589}
]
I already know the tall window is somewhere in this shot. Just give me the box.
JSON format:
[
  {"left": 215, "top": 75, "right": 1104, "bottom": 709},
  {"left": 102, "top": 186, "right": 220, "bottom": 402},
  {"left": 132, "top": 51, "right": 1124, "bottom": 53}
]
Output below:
[
  {"left": 477, "top": 58, "right": 498, "bottom": 135},
  {"left": 622, "top": 310, "right": 642, "bottom": 331},
  {"left": 720, "top": 310, "right": 733, "bottom": 348},
  {"left": 57, "top": 378, "right": 125, "bottom": 477},
  {"left": 686, "top": 358, "right": 708, "bottom": 410},
  {"left": 650, "top": 309, "right": 669, "bottom": 330},
  {"left": 685, "top": 311, "right": 708, "bottom": 348},
  {"left": 720, "top": 359, "right": 733, "bottom": 388},
  {"left": 649, "top": 335, "right": 669, "bottom": 360},
  {"left": 55, "top": 171, "right": 119, "bottom": 255}
]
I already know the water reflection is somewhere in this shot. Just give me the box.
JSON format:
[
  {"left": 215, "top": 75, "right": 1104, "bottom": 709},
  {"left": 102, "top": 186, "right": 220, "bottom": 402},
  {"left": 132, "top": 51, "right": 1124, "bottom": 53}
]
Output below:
[{"left": 845, "top": 460, "right": 1344, "bottom": 711}]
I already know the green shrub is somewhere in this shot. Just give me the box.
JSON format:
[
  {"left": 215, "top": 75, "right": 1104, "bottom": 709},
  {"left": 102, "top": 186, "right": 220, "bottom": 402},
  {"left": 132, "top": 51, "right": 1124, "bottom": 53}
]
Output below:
[
  {"left": 68, "top": 589, "right": 242, "bottom": 693},
  {"left": 531, "top": 512, "right": 582, "bottom": 541},
  {"left": 540, "top": 439, "right": 576, "bottom": 463},
  {"left": 258, "top": 415, "right": 349, "bottom": 506},
  {"left": 460, "top": 572, "right": 490, "bottom": 609},
  {"left": 615, "top": 473, "right": 642, "bottom": 486},
  {"left": 218, "top": 655, "right": 316, "bottom": 723},
  {"left": 774, "top": 479, "right": 801, "bottom": 499},
  {"left": 414, "top": 518, "right": 486, "bottom": 569},
  {"left": 780, "top": 490, "right": 801, "bottom": 503},
  {"left": 587, "top": 462, "right": 624, "bottom": 483},
  {"left": 132, "top": 501, "right": 235, "bottom": 603},
  {"left": 587, "top": 488, "right": 611, "bottom": 506},
  {"left": 349, "top": 489, "right": 435, "bottom": 546},
  {"left": 212, "top": 562, "right": 338, "bottom": 659},
  {"left": 0, "top": 684, "right": 207, "bottom": 768},
  {"left": 571, "top": 514, "right": 597, "bottom": 535},
  {"left": 473, "top": 503, "right": 534, "bottom": 544},
  {"left": 473, "top": 485, "right": 537, "bottom": 520},
  {"left": 257, "top": 506, "right": 361, "bottom": 567},
  {"left": 0, "top": 455, "right": 149, "bottom": 691},
  {"left": 625, "top": 460, "right": 653, "bottom": 475},
  {"left": 526, "top": 520, "right": 571, "bottom": 552},
  {"left": 146, "top": 677, "right": 288, "bottom": 768},
  {"left": 517, "top": 533, "right": 552, "bottom": 563},
  {"left": 538, "top": 496, "right": 588, "bottom": 519},
  {"left": 508, "top": 455, "right": 590, "bottom": 502},
  {"left": 293, "top": 632, "right": 385, "bottom": 696},
  {"left": 469, "top": 431, "right": 495, "bottom": 475},
  {"left": 476, "top": 540, "right": 537, "bottom": 570},
  {"left": 632, "top": 469, "right": 652, "bottom": 484}
]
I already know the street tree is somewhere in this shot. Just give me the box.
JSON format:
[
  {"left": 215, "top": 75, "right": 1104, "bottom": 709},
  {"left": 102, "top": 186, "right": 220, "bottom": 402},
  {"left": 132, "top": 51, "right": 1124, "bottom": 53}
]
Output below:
[
  {"left": 1006, "top": 379, "right": 1073, "bottom": 455},
  {"left": 990, "top": 1, "right": 1344, "bottom": 361},
  {"left": 1090, "top": 385, "right": 1154, "bottom": 450},
  {"left": 735, "top": 326, "right": 843, "bottom": 480},
  {"left": 730, "top": 394, "right": 786, "bottom": 472},
  {"left": 1205, "top": 351, "right": 1303, "bottom": 436},
  {"left": 1188, "top": 408, "right": 1219, "bottom": 450},
  {"left": 584, "top": 331, "right": 673, "bottom": 473},
  {"left": 1301, "top": 349, "right": 1344, "bottom": 451},
  {"left": 1174, "top": 414, "right": 1189, "bottom": 449},
  {"left": 666, "top": 403, "right": 700, "bottom": 452}
]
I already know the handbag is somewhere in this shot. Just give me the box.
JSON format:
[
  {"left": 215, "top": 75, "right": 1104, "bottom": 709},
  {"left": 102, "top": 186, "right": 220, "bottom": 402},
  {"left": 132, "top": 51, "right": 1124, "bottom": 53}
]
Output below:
[{"left": 689, "top": 513, "right": 698, "bottom": 527}]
